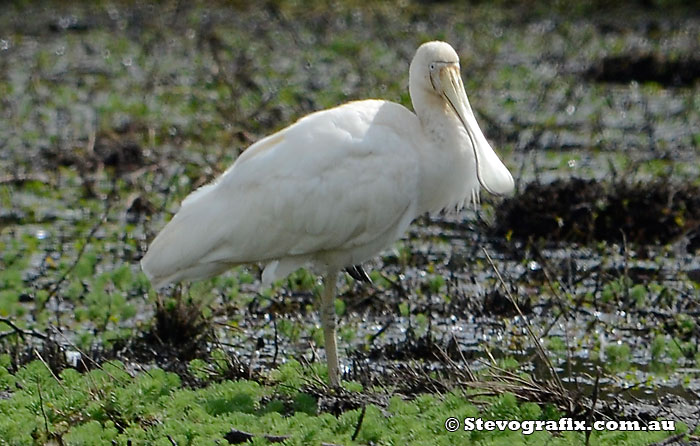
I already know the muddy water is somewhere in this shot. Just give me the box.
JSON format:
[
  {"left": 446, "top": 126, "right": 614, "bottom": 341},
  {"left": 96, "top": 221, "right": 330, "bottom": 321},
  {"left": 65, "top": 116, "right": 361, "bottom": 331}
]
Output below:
[{"left": 238, "top": 213, "right": 699, "bottom": 393}]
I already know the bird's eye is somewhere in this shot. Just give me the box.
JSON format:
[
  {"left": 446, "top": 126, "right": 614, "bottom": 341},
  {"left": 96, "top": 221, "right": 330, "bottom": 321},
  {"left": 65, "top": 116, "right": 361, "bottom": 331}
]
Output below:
[{"left": 429, "top": 63, "right": 435, "bottom": 71}]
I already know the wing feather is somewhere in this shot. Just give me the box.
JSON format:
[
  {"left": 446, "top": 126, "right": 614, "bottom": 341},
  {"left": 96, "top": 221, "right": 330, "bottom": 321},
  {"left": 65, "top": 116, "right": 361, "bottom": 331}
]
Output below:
[{"left": 141, "top": 100, "right": 423, "bottom": 287}]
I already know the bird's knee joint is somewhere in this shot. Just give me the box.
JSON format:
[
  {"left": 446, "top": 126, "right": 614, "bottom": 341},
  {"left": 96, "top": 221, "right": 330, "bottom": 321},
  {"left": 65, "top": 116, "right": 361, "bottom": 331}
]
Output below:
[{"left": 325, "top": 311, "right": 336, "bottom": 327}]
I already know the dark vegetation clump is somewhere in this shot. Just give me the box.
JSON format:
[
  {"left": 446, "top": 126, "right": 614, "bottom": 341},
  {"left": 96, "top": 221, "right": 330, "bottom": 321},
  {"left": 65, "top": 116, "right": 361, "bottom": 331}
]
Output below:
[
  {"left": 104, "top": 290, "right": 217, "bottom": 381},
  {"left": 494, "top": 178, "right": 700, "bottom": 248},
  {"left": 588, "top": 53, "right": 700, "bottom": 87},
  {"left": 43, "top": 122, "right": 148, "bottom": 175}
]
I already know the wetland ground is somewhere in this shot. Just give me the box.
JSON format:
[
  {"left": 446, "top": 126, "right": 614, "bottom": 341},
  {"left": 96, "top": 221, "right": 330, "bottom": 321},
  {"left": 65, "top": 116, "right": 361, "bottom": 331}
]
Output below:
[{"left": 0, "top": 1, "right": 699, "bottom": 444}]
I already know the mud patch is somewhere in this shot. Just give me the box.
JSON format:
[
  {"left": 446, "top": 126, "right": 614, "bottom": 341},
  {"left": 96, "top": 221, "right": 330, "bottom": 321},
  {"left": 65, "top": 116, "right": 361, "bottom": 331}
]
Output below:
[
  {"left": 494, "top": 178, "right": 700, "bottom": 247},
  {"left": 587, "top": 53, "right": 700, "bottom": 87},
  {"left": 43, "top": 121, "right": 148, "bottom": 175}
]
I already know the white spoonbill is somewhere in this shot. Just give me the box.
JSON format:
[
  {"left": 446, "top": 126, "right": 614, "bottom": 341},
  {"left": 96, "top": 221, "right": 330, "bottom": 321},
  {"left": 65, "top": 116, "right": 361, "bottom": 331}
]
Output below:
[{"left": 141, "top": 41, "right": 514, "bottom": 386}]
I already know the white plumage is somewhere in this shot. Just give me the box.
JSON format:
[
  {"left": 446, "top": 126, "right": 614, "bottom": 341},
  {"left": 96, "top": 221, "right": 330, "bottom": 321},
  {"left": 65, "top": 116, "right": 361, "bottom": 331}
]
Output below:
[
  {"left": 143, "top": 100, "right": 420, "bottom": 288},
  {"left": 141, "top": 41, "right": 514, "bottom": 386}
]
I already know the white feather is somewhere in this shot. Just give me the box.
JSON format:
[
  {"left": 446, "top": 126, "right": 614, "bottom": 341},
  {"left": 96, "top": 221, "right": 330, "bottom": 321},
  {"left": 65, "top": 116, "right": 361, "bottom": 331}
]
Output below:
[{"left": 142, "top": 100, "right": 422, "bottom": 288}]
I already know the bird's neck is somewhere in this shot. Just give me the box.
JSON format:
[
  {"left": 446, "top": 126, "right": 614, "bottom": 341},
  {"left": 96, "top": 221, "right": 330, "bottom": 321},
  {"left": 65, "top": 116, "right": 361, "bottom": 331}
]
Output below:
[
  {"left": 412, "top": 91, "right": 462, "bottom": 143},
  {"left": 413, "top": 93, "right": 480, "bottom": 214}
]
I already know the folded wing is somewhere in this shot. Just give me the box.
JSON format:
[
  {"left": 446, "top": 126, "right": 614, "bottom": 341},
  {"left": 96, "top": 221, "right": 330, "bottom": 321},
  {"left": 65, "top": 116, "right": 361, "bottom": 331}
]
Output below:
[{"left": 141, "top": 100, "right": 422, "bottom": 288}]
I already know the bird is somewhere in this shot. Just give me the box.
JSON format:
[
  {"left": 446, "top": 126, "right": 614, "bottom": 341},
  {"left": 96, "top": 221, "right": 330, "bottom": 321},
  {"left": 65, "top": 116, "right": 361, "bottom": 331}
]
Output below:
[{"left": 141, "top": 41, "right": 514, "bottom": 387}]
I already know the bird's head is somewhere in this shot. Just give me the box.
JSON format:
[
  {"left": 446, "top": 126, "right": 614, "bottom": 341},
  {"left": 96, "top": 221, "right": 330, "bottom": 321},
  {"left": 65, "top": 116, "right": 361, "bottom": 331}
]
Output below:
[{"left": 409, "top": 41, "right": 514, "bottom": 197}]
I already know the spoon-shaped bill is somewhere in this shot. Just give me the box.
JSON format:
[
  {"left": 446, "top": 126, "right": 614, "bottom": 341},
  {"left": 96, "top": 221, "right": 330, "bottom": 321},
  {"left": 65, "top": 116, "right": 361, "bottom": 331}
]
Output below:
[{"left": 439, "top": 66, "right": 514, "bottom": 196}]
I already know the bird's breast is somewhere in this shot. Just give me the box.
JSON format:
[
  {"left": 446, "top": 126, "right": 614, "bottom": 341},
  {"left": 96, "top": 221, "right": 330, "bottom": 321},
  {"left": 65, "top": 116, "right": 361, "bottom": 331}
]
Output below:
[{"left": 417, "top": 117, "right": 479, "bottom": 214}]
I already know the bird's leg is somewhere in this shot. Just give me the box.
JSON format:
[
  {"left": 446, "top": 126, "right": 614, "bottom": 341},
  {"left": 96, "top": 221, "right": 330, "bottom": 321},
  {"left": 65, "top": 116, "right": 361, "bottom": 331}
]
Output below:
[{"left": 320, "top": 272, "right": 340, "bottom": 387}]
